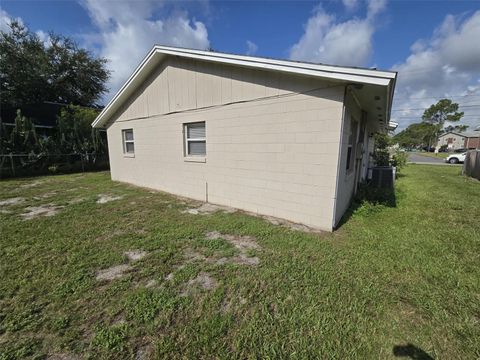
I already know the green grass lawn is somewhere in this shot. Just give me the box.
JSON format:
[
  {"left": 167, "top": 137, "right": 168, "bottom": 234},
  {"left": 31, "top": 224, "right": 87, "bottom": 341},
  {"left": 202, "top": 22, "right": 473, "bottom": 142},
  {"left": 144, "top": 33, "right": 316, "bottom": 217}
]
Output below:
[{"left": 1, "top": 166, "right": 479, "bottom": 359}]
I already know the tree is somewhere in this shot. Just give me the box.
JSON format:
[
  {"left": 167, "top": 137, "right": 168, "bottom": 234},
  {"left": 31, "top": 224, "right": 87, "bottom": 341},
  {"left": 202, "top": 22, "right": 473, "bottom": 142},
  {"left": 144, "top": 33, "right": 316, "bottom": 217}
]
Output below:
[
  {"left": 422, "top": 99, "right": 464, "bottom": 126},
  {"left": 9, "top": 109, "right": 41, "bottom": 154},
  {"left": 393, "top": 122, "right": 437, "bottom": 149},
  {"left": 443, "top": 124, "right": 469, "bottom": 133},
  {"left": 421, "top": 99, "right": 464, "bottom": 147},
  {"left": 56, "top": 105, "right": 107, "bottom": 155},
  {"left": 0, "top": 21, "right": 110, "bottom": 108}
]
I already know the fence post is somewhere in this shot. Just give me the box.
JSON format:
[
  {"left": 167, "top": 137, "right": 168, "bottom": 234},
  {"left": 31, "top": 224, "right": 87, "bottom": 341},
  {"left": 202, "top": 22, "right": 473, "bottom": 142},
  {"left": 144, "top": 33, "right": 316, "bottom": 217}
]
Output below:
[
  {"left": 10, "top": 154, "right": 15, "bottom": 177},
  {"left": 81, "top": 153, "right": 85, "bottom": 173}
]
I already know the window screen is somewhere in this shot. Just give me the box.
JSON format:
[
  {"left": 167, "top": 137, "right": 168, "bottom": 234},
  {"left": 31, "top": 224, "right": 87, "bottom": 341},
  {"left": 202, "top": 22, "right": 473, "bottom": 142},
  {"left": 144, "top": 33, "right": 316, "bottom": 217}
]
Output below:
[
  {"left": 184, "top": 122, "right": 206, "bottom": 156},
  {"left": 122, "top": 129, "right": 134, "bottom": 154}
]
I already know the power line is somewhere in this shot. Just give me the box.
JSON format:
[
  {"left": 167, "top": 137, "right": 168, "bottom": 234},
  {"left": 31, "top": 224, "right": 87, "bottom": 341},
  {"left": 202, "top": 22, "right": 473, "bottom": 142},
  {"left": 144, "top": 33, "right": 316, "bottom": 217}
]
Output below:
[
  {"left": 393, "top": 93, "right": 480, "bottom": 101},
  {"left": 113, "top": 83, "right": 345, "bottom": 124},
  {"left": 393, "top": 114, "right": 480, "bottom": 119},
  {"left": 394, "top": 62, "right": 480, "bottom": 75},
  {"left": 392, "top": 104, "right": 480, "bottom": 112}
]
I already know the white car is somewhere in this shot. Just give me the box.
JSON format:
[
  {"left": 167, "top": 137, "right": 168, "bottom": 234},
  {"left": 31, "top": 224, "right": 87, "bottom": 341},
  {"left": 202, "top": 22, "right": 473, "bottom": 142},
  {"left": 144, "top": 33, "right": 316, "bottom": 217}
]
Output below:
[{"left": 445, "top": 152, "right": 466, "bottom": 164}]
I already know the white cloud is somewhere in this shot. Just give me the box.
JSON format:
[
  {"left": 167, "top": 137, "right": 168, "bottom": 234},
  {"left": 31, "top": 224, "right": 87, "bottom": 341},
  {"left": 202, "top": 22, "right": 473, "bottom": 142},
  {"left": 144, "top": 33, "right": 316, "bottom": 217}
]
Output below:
[
  {"left": 367, "top": 0, "right": 387, "bottom": 18},
  {"left": 0, "top": 8, "right": 23, "bottom": 33},
  {"left": 81, "top": 1, "right": 210, "bottom": 101},
  {"left": 392, "top": 11, "right": 480, "bottom": 131},
  {"left": 289, "top": 0, "right": 385, "bottom": 67},
  {"left": 246, "top": 40, "right": 258, "bottom": 56}
]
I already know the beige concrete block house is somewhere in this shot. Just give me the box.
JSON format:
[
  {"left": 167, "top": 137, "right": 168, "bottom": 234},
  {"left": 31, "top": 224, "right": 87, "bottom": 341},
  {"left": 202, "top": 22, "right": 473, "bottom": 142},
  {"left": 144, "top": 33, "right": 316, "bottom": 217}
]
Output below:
[{"left": 92, "top": 46, "right": 397, "bottom": 231}]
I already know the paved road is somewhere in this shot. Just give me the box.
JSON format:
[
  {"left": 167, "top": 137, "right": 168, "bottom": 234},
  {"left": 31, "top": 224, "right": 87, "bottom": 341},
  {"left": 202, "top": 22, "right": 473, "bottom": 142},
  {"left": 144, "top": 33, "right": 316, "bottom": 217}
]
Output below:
[{"left": 407, "top": 153, "right": 462, "bottom": 166}]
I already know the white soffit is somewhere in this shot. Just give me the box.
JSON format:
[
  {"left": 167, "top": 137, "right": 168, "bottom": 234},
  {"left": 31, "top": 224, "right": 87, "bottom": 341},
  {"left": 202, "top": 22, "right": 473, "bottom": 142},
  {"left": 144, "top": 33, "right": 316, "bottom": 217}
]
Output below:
[{"left": 92, "top": 45, "right": 397, "bottom": 128}]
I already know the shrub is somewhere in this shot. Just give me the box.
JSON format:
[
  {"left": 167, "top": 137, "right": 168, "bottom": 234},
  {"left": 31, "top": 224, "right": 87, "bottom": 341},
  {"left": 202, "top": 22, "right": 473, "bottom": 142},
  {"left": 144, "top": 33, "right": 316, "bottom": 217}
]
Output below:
[
  {"left": 391, "top": 150, "right": 408, "bottom": 172},
  {"left": 48, "top": 164, "right": 58, "bottom": 174},
  {"left": 373, "top": 133, "right": 391, "bottom": 167}
]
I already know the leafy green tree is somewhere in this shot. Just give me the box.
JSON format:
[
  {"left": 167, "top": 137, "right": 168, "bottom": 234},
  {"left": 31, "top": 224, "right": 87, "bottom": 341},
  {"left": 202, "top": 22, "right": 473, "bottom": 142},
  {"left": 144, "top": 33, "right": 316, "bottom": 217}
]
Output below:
[
  {"left": 421, "top": 99, "right": 464, "bottom": 145},
  {"left": 422, "top": 99, "right": 464, "bottom": 126},
  {"left": 56, "top": 105, "right": 107, "bottom": 155},
  {"left": 0, "top": 21, "right": 110, "bottom": 108},
  {"left": 443, "top": 124, "right": 469, "bottom": 133},
  {"left": 393, "top": 122, "right": 437, "bottom": 149},
  {"left": 9, "top": 109, "right": 41, "bottom": 154}
]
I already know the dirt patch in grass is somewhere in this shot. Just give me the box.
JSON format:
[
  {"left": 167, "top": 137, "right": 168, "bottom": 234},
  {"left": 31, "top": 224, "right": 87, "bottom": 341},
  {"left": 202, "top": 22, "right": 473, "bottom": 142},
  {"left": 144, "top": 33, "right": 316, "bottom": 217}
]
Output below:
[
  {"left": 220, "top": 296, "right": 246, "bottom": 313},
  {"left": 181, "top": 233, "right": 261, "bottom": 267},
  {"left": 165, "top": 273, "right": 175, "bottom": 281},
  {"left": 183, "top": 248, "right": 207, "bottom": 263},
  {"left": 0, "top": 197, "right": 25, "bottom": 206},
  {"left": 33, "top": 191, "right": 57, "bottom": 200},
  {"left": 183, "top": 201, "right": 323, "bottom": 234},
  {"left": 21, "top": 204, "right": 64, "bottom": 220},
  {"left": 214, "top": 254, "right": 259, "bottom": 266},
  {"left": 205, "top": 231, "right": 261, "bottom": 266},
  {"left": 96, "top": 264, "right": 132, "bottom": 281},
  {"left": 181, "top": 272, "right": 217, "bottom": 296},
  {"left": 182, "top": 203, "right": 237, "bottom": 215},
  {"left": 97, "top": 194, "right": 124, "bottom": 204},
  {"left": 20, "top": 180, "right": 44, "bottom": 188},
  {"left": 145, "top": 279, "right": 158, "bottom": 288},
  {"left": 206, "top": 231, "right": 260, "bottom": 251},
  {"left": 68, "top": 197, "right": 85, "bottom": 205},
  {"left": 135, "top": 345, "right": 153, "bottom": 360},
  {"left": 165, "top": 264, "right": 186, "bottom": 282},
  {"left": 124, "top": 250, "right": 148, "bottom": 262},
  {"left": 262, "top": 215, "right": 325, "bottom": 234}
]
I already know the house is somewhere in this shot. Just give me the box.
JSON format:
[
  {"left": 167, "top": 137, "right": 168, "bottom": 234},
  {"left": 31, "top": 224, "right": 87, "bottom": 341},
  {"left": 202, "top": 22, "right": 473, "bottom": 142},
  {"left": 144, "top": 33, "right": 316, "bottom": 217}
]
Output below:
[
  {"left": 437, "top": 130, "right": 480, "bottom": 151},
  {"left": 463, "top": 130, "right": 480, "bottom": 149},
  {"left": 92, "top": 46, "right": 397, "bottom": 231}
]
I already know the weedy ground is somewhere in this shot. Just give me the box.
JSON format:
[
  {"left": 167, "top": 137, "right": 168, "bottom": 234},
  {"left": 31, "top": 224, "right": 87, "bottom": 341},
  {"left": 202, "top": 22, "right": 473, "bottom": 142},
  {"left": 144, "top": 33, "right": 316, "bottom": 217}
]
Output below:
[{"left": 0, "top": 165, "right": 479, "bottom": 359}]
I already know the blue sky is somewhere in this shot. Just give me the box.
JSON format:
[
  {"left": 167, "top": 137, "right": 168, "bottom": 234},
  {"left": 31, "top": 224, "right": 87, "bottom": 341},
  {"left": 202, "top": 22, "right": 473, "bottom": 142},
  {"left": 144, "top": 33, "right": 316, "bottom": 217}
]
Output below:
[{"left": 1, "top": 0, "right": 480, "bottom": 130}]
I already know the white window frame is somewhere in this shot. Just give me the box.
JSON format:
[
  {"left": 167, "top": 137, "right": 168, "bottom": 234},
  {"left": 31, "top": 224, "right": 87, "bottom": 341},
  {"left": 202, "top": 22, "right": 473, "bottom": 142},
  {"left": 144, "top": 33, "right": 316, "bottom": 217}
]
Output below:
[
  {"left": 122, "top": 129, "right": 135, "bottom": 157},
  {"left": 183, "top": 121, "right": 206, "bottom": 162}
]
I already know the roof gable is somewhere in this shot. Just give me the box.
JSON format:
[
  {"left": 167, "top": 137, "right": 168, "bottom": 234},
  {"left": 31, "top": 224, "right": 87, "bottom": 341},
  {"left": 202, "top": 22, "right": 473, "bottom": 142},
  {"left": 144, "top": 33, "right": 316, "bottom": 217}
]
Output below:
[{"left": 92, "top": 46, "right": 397, "bottom": 128}]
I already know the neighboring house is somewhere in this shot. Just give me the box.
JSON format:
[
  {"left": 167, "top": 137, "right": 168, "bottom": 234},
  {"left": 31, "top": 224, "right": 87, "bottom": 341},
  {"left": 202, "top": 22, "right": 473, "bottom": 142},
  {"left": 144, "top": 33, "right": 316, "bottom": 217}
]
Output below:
[
  {"left": 92, "top": 46, "right": 397, "bottom": 231},
  {"left": 437, "top": 131, "right": 480, "bottom": 150},
  {"left": 463, "top": 131, "right": 480, "bottom": 149}
]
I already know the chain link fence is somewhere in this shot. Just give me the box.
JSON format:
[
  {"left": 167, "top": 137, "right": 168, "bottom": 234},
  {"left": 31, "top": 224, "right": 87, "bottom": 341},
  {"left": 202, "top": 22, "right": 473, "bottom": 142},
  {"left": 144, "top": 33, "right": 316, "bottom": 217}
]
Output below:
[{"left": 0, "top": 153, "right": 109, "bottom": 179}]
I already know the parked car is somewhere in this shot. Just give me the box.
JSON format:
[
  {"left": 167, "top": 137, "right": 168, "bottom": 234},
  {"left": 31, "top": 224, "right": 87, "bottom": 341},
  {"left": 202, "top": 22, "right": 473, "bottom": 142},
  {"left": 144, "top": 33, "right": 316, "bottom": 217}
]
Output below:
[{"left": 445, "top": 152, "right": 466, "bottom": 164}]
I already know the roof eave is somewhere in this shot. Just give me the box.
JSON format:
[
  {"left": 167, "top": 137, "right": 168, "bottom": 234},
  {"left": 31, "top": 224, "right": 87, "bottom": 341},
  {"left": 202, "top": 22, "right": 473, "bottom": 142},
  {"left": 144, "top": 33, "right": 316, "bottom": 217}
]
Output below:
[{"left": 92, "top": 46, "right": 397, "bottom": 129}]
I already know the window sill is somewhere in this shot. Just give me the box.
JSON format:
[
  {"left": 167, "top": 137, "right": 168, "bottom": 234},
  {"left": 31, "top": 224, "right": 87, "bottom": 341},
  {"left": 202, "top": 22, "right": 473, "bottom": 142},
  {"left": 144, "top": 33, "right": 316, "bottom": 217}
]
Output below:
[
  {"left": 184, "top": 156, "right": 206, "bottom": 163},
  {"left": 123, "top": 153, "right": 135, "bottom": 158}
]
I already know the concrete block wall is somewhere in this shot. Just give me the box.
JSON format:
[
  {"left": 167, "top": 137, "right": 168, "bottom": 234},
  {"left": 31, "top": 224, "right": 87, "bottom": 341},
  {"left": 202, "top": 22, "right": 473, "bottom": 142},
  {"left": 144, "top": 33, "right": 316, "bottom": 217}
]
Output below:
[{"left": 107, "top": 57, "right": 345, "bottom": 230}]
